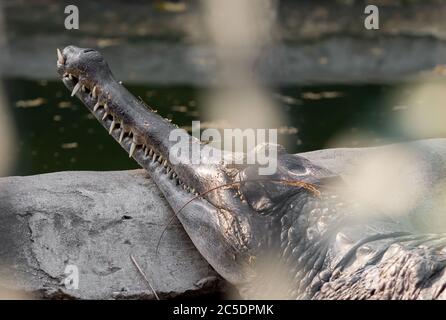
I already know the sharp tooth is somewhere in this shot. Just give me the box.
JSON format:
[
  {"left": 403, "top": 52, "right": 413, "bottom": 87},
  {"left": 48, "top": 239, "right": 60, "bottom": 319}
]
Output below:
[
  {"left": 144, "top": 147, "right": 149, "bottom": 156},
  {"left": 68, "top": 74, "right": 73, "bottom": 80},
  {"left": 57, "top": 48, "right": 65, "bottom": 64},
  {"left": 172, "top": 173, "right": 177, "bottom": 178},
  {"left": 93, "top": 102, "right": 100, "bottom": 112},
  {"left": 152, "top": 153, "right": 157, "bottom": 162},
  {"left": 81, "top": 85, "right": 86, "bottom": 92},
  {"left": 149, "top": 149, "right": 154, "bottom": 156},
  {"left": 102, "top": 112, "right": 108, "bottom": 120},
  {"left": 109, "top": 120, "right": 116, "bottom": 134},
  {"left": 163, "top": 160, "right": 167, "bottom": 167},
  {"left": 71, "top": 82, "right": 81, "bottom": 96},
  {"left": 104, "top": 103, "right": 109, "bottom": 111},
  {"left": 190, "top": 188, "right": 195, "bottom": 194},
  {"left": 92, "top": 86, "right": 97, "bottom": 99},
  {"left": 129, "top": 142, "right": 136, "bottom": 158},
  {"left": 166, "top": 167, "right": 171, "bottom": 174},
  {"left": 119, "top": 130, "right": 125, "bottom": 143}
]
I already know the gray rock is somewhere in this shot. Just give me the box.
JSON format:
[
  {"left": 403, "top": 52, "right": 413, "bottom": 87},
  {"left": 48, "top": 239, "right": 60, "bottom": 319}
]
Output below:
[{"left": 0, "top": 170, "right": 223, "bottom": 299}]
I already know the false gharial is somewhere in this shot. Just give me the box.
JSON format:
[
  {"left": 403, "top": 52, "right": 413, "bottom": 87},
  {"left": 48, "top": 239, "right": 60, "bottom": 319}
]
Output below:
[{"left": 56, "top": 46, "right": 446, "bottom": 300}]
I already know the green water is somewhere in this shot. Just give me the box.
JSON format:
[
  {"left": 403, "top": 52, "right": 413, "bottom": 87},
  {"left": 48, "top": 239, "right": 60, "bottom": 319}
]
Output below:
[{"left": 4, "top": 78, "right": 419, "bottom": 176}]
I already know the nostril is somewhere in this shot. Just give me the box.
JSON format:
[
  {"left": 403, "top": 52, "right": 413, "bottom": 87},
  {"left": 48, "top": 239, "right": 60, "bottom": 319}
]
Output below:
[{"left": 83, "top": 49, "right": 95, "bottom": 53}]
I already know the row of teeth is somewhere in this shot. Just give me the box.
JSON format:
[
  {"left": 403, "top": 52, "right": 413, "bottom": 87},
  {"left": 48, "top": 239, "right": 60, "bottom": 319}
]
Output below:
[{"left": 64, "top": 73, "right": 200, "bottom": 197}]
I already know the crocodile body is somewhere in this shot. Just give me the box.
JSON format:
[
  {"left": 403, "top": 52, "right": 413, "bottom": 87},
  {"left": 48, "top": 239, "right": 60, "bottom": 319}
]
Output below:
[{"left": 57, "top": 46, "right": 446, "bottom": 299}]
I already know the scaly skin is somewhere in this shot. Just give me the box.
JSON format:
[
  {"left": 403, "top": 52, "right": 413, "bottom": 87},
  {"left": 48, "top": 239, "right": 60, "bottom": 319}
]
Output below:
[{"left": 57, "top": 46, "right": 446, "bottom": 299}]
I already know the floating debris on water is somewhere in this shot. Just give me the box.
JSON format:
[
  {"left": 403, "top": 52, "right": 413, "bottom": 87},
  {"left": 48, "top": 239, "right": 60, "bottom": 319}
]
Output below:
[
  {"left": 96, "top": 38, "right": 124, "bottom": 48},
  {"left": 278, "top": 126, "right": 299, "bottom": 135},
  {"left": 61, "top": 142, "right": 79, "bottom": 149},
  {"left": 58, "top": 101, "right": 73, "bottom": 109},
  {"left": 154, "top": 0, "right": 187, "bottom": 13},
  {"left": 302, "top": 91, "right": 344, "bottom": 100},
  {"left": 15, "top": 97, "right": 47, "bottom": 108},
  {"left": 274, "top": 93, "right": 301, "bottom": 105},
  {"left": 172, "top": 105, "right": 188, "bottom": 113}
]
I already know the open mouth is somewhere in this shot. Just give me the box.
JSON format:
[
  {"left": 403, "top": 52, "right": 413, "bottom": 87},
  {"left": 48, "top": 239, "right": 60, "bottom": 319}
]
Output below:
[{"left": 58, "top": 48, "right": 201, "bottom": 196}]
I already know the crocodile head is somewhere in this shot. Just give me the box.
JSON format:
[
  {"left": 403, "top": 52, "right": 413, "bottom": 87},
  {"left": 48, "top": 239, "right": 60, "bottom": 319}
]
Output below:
[{"left": 56, "top": 46, "right": 340, "bottom": 292}]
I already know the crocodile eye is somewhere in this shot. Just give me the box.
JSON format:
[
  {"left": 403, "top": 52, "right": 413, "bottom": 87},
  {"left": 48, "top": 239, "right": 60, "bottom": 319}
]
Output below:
[{"left": 83, "top": 49, "right": 95, "bottom": 53}]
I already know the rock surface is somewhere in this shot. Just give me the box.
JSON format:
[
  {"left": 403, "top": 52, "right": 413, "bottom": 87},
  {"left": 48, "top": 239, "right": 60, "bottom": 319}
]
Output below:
[
  {"left": 0, "top": 170, "right": 224, "bottom": 299},
  {"left": 1, "top": 138, "right": 445, "bottom": 299}
]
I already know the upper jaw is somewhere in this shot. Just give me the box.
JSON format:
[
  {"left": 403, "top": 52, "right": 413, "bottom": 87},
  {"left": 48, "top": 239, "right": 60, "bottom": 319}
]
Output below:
[
  {"left": 57, "top": 46, "right": 251, "bottom": 206},
  {"left": 57, "top": 46, "right": 198, "bottom": 195}
]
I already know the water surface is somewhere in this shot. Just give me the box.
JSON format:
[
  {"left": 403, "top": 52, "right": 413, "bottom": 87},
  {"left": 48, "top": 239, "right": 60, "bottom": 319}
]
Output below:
[{"left": 4, "top": 78, "right": 425, "bottom": 176}]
